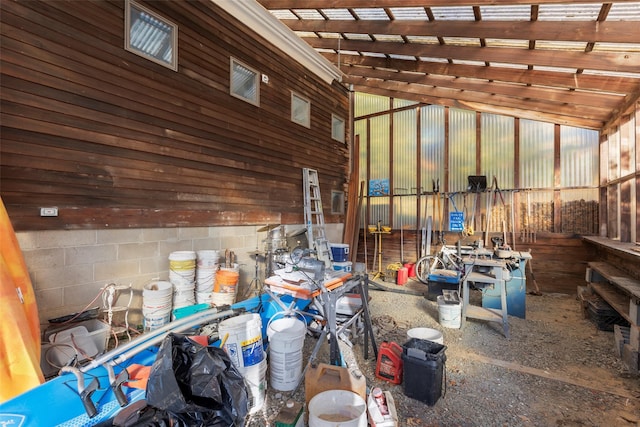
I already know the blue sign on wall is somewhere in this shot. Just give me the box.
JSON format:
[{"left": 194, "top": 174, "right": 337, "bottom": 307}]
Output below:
[
  {"left": 449, "top": 211, "right": 465, "bottom": 231},
  {"left": 368, "top": 179, "right": 389, "bottom": 196}
]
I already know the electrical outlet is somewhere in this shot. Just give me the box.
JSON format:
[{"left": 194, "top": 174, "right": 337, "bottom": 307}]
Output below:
[{"left": 40, "top": 207, "right": 58, "bottom": 217}]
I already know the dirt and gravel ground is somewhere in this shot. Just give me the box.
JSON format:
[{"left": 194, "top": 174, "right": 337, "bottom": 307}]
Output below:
[{"left": 246, "top": 279, "right": 640, "bottom": 427}]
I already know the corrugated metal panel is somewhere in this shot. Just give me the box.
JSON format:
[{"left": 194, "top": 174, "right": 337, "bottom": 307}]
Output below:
[
  {"left": 355, "top": 119, "right": 369, "bottom": 228},
  {"left": 605, "top": 127, "right": 620, "bottom": 181},
  {"left": 520, "top": 119, "right": 554, "bottom": 189},
  {"left": 420, "top": 105, "right": 446, "bottom": 194},
  {"left": 448, "top": 108, "right": 476, "bottom": 193},
  {"left": 354, "top": 92, "right": 390, "bottom": 118},
  {"left": 561, "top": 125, "right": 599, "bottom": 187},
  {"left": 393, "top": 109, "right": 417, "bottom": 228},
  {"left": 370, "top": 115, "right": 390, "bottom": 182},
  {"left": 368, "top": 197, "right": 389, "bottom": 227},
  {"left": 394, "top": 195, "right": 417, "bottom": 230},
  {"left": 393, "top": 99, "right": 419, "bottom": 108},
  {"left": 481, "top": 113, "right": 515, "bottom": 190}
]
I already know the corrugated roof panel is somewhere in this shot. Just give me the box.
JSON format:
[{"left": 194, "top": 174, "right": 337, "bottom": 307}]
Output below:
[
  {"left": 430, "top": 6, "right": 475, "bottom": 21},
  {"left": 592, "top": 42, "right": 640, "bottom": 53},
  {"left": 452, "top": 59, "right": 487, "bottom": 66},
  {"left": 418, "top": 56, "right": 450, "bottom": 63},
  {"left": 389, "top": 54, "right": 418, "bottom": 61},
  {"left": 600, "top": 2, "right": 640, "bottom": 20},
  {"left": 533, "top": 65, "right": 578, "bottom": 73},
  {"left": 536, "top": 41, "right": 588, "bottom": 51},
  {"left": 292, "top": 9, "right": 324, "bottom": 19},
  {"left": 485, "top": 39, "right": 530, "bottom": 49},
  {"left": 389, "top": 7, "right": 429, "bottom": 20},
  {"left": 269, "top": 9, "right": 297, "bottom": 19},
  {"left": 441, "top": 37, "right": 482, "bottom": 46},
  {"left": 479, "top": 5, "right": 531, "bottom": 21},
  {"left": 321, "top": 9, "right": 355, "bottom": 20},
  {"left": 361, "top": 51, "right": 388, "bottom": 58},
  {"left": 582, "top": 69, "right": 640, "bottom": 78},
  {"left": 406, "top": 35, "right": 440, "bottom": 45},
  {"left": 373, "top": 34, "right": 405, "bottom": 42},
  {"left": 538, "top": 4, "right": 602, "bottom": 21},
  {"left": 344, "top": 33, "right": 373, "bottom": 41},
  {"left": 491, "top": 62, "right": 530, "bottom": 70},
  {"left": 317, "top": 32, "right": 340, "bottom": 39},
  {"left": 353, "top": 8, "right": 390, "bottom": 20}
]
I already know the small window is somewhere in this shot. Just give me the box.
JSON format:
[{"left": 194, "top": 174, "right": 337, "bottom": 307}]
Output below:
[
  {"left": 125, "top": 0, "right": 177, "bottom": 71},
  {"left": 291, "top": 92, "right": 311, "bottom": 128},
  {"left": 332, "top": 114, "right": 345, "bottom": 143},
  {"left": 230, "top": 58, "right": 259, "bottom": 106}
]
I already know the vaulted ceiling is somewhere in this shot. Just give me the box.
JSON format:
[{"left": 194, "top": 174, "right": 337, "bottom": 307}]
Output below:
[{"left": 258, "top": 0, "right": 640, "bottom": 132}]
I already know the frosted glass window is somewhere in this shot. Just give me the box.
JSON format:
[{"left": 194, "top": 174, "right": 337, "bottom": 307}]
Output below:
[
  {"left": 230, "top": 58, "right": 259, "bottom": 106},
  {"left": 125, "top": 0, "right": 177, "bottom": 71},
  {"left": 332, "top": 114, "right": 345, "bottom": 143},
  {"left": 291, "top": 92, "right": 310, "bottom": 127}
]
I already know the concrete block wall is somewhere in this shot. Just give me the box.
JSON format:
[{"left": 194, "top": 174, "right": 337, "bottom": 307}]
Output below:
[{"left": 17, "top": 224, "right": 343, "bottom": 330}]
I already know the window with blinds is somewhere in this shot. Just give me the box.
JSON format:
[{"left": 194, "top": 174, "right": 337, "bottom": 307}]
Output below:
[{"left": 230, "top": 58, "right": 259, "bottom": 106}]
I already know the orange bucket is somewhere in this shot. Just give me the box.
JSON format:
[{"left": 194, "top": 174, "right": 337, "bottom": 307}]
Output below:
[{"left": 214, "top": 269, "right": 239, "bottom": 293}]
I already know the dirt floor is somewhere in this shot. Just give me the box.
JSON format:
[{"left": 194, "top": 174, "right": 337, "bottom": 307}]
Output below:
[{"left": 247, "top": 277, "right": 640, "bottom": 427}]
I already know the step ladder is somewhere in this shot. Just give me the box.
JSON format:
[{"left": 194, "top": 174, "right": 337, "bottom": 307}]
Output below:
[{"left": 303, "top": 168, "right": 333, "bottom": 266}]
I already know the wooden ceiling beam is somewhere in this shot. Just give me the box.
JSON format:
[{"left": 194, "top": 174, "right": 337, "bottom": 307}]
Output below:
[
  {"left": 259, "top": 0, "right": 639, "bottom": 8},
  {"left": 346, "top": 76, "right": 610, "bottom": 121},
  {"left": 306, "top": 37, "right": 640, "bottom": 73},
  {"left": 350, "top": 83, "right": 604, "bottom": 129},
  {"left": 284, "top": 19, "right": 640, "bottom": 44},
  {"left": 345, "top": 66, "right": 623, "bottom": 108},
  {"left": 323, "top": 53, "right": 639, "bottom": 93}
]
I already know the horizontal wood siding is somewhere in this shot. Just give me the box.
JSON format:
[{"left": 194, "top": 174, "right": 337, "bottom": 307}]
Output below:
[{"left": 0, "top": 0, "right": 350, "bottom": 230}]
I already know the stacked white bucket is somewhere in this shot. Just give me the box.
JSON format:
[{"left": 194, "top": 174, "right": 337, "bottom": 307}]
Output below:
[
  {"left": 219, "top": 313, "right": 267, "bottom": 414},
  {"left": 142, "top": 280, "right": 173, "bottom": 331},
  {"left": 169, "top": 251, "right": 196, "bottom": 309},
  {"left": 267, "top": 314, "right": 307, "bottom": 392},
  {"left": 195, "top": 250, "right": 220, "bottom": 304}
]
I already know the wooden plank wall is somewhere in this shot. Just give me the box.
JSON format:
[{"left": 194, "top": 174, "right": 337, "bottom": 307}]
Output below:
[
  {"left": 0, "top": 0, "right": 350, "bottom": 231},
  {"left": 356, "top": 230, "right": 597, "bottom": 294}
]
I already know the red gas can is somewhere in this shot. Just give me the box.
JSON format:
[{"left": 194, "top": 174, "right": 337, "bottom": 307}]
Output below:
[
  {"left": 396, "top": 267, "right": 408, "bottom": 285},
  {"left": 375, "top": 341, "right": 403, "bottom": 384}
]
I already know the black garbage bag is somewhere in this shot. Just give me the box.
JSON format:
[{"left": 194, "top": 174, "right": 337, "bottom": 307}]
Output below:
[{"left": 144, "top": 333, "right": 249, "bottom": 426}]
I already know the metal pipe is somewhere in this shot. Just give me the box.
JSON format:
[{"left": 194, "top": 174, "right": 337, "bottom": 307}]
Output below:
[{"left": 80, "top": 308, "right": 235, "bottom": 372}]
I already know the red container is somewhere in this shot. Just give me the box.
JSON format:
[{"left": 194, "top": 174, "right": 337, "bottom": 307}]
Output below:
[
  {"left": 404, "top": 262, "right": 416, "bottom": 278},
  {"left": 396, "top": 267, "right": 408, "bottom": 285},
  {"left": 375, "top": 341, "right": 403, "bottom": 384}
]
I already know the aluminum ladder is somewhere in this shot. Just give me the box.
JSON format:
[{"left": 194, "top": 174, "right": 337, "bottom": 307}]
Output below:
[{"left": 303, "top": 168, "right": 333, "bottom": 265}]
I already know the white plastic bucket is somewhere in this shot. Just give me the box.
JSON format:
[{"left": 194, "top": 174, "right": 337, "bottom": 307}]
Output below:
[
  {"left": 329, "top": 243, "right": 349, "bottom": 262},
  {"left": 407, "top": 327, "right": 444, "bottom": 344},
  {"left": 238, "top": 358, "right": 267, "bottom": 414},
  {"left": 267, "top": 315, "right": 306, "bottom": 391},
  {"left": 169, "top": 251, "right": 196, "bottom": 270},
  {"left": 142, "top": 281, "right": 173, "bottom": 331},
  {"left": 219, "top": 313, "right": 264, "bottom": 369},
  {"left": 211, "top": 291, "right": 236, "bottom": 307},
  {"left": 308, "top": 390, "right": 367, "bottom": 427},
  {"left": 332, "top": 261, "right": 352, "bottom": 272},
  {"left": 196, "top": 250, "right": 220, "bottom": 268},
  {"left": 196, "top": 268, "right": 216, "bottom": 293},
  {"left": 437, "top": 295, "right": 462, "bottom": 329}
]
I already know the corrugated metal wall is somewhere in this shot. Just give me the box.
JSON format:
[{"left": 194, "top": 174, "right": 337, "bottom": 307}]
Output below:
[
  {"left": 481, "top": 113, "right": 515, "bottom": 190},
  {"left": 393, "top": 109, "right": 417, "bottom": 229},
  {"left": 561, "top": 125, "right": 599, "bottom": 187},
  {"left": 448, "top": 108, "right": 476, "bottom": 193},
  {"left": 353, "top": 95, "right": 603, "bottom": 236},
  {"left": 520, "top": 119, "right": 554, "bottom": 189}
]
